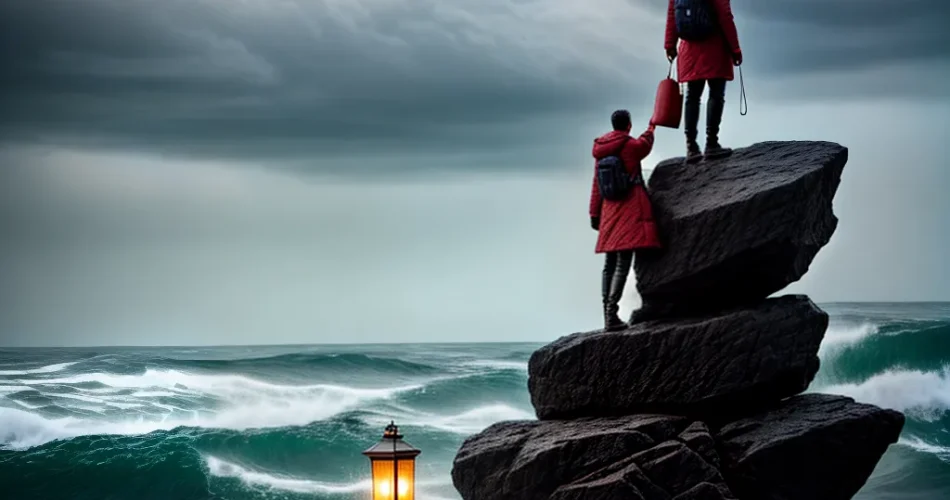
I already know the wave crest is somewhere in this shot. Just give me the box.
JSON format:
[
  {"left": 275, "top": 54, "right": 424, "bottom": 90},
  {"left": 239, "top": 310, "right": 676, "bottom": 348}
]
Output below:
[{"left": 819, "top": 367, "right": 950, "bottom": 421}]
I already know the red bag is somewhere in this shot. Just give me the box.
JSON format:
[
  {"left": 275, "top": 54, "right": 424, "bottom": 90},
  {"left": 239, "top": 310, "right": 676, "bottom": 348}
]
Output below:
[{"left": 651, "top": 62, "right": 682, "bottom": 129}]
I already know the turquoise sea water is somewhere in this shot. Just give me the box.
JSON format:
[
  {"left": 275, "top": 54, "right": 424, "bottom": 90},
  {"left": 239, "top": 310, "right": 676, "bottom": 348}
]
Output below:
[{"left": 2, "top": 302, "right": 949, "bottom": 499}]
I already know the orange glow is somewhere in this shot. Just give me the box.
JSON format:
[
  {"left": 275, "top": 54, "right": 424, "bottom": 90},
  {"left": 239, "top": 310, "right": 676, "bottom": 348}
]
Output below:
[{"left": 371, "top": 459, "right": 415, "bottom": 500}]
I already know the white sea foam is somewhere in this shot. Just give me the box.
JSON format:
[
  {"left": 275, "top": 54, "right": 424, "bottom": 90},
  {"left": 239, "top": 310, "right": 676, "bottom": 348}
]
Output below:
[
  {"left": 359, "top": 403, "right": 534, "bottom": 435},
  {"left": 899, "top": 436, "right": 950, "bottom": 458},
  {"left": 461, "top": 360, "right": 528, "bottom": 372},
  {"left": 819, "top": 367, "right": 950, "bottom": 421},
  {"left": 130, "top": 390, "right": 178, "bottom": 398},
  {"left": 0, "top": 362, "right": 77, "bottom": 376},
  {"left": 205, "top": 455, "right": 371, "bottom": 494},
  {"left": 422, "top": 404, "right": 535, "bottom": 434},
  {"left": 0, "top": 408, "right": 83, "bottom": 449},
  {"left": 0, "top": 385, "right": 31, "bottom": 394},
  {"left": 818, "top": 323, "right": 879, "bottom": 357},
  {"left": 54, "top": 393, "right": 106, "bottom": 404},
  {"left": 204, "top": 455, "right": 452, "bottom": 498},
  {"left": 11, "top": 399, "right": 44, "bottom": 410},
  {"left": 0, "top": 370, "right": 429, "bottom": 449}
]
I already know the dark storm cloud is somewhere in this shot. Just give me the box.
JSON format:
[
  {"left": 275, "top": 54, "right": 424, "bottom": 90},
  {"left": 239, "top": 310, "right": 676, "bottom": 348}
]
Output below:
[
  {"left": 0, "top": 0, "right": 651, "bottom": 169},
  {"left": 0, "top": 0, "right": 946, "bottom": 169},
  {"left": 731, "top": 0, "right": 950, "bottom": 75}
]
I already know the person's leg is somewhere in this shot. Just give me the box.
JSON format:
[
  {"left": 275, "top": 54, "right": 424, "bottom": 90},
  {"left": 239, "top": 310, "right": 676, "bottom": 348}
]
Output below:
[
  {"left": 602, "top": 252, "right": 618, "bottom": 304},
  {"left": 684, "top": 80, "right": 705, "bottom": 164},
  {"left": 605, "top": 250, "right": 634, "bottom": 331},
  {"left": 704, "top": 78, "right": 732, "bottom": 159},
  {"left": 601, "top": 251, "right": 626, "bottom": 331}
]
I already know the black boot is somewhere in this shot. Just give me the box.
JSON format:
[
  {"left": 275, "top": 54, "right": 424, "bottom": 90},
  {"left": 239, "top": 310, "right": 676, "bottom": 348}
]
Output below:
[
  {"left": 603, "top": 253, "right": 632, "bottom": 332},
  {"left": 684, "top": 83, "right": 703, "bottom": 164},
  {"left": 704, "top": 96, "right": 732, "bottom": 160},
  {"left": 603, "top": 300, "right": 626, "bottom": 332}
]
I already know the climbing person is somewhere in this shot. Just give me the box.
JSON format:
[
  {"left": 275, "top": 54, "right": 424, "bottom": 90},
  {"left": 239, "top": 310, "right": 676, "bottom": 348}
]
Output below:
[
  {"left": 665, "top": 0, "right": 742, "bottom": 163},
  {"left": 589, "top": 110, "right": 662, "bottom": 332}
]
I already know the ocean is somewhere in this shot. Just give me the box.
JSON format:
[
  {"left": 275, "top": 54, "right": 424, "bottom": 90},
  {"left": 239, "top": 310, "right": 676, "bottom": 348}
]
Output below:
[{"left": 2, "top": 302, "right": 949, "bottom": 499}]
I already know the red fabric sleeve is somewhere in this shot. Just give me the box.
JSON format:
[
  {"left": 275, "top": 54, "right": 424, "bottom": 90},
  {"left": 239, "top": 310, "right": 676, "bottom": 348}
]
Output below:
[
  {"left": 626, "top": 129, "right": 655, "bottom": 170},
  {"left": 589, "top": 163, "right": 603, "bottom": 218},
  {"left": 664, "top": 0, "right": 677, "bottom": 50},
  {"left": 713, "top": 0, "right": 741, "bottom": 54}
]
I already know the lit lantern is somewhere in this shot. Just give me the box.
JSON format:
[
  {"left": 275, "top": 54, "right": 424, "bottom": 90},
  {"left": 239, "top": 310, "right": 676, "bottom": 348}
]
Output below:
[{"left": 363, "top": 421, "right": 421, "bottom": 500}]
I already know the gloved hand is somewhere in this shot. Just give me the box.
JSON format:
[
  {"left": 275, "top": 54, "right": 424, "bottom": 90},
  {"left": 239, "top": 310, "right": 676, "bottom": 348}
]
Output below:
[
  {"left": 733, "top": 49, "right": 742, "bottom": 66},
  {"left": 590, "top": 216, "right": 600, "bottom": 231},
  {"left": 666, "top": 46, "right": 677, "bottom": 62}
]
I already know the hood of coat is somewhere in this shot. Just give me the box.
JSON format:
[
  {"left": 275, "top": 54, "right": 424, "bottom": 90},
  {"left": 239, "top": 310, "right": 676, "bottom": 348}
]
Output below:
[{"left": 592, "top": 130, "right": 630, "bottom": 159}]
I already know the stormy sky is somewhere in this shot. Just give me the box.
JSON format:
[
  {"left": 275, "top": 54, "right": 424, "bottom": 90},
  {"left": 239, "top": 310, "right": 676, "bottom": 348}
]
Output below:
[{"left": 1, "top": 0, "right": 948, "bottom": 347}]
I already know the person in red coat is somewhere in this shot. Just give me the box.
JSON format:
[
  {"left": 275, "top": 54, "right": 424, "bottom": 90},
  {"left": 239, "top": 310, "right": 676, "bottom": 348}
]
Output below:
[
  {"left": 590, "top": 110, "right": 662, "bottom": 331},
  {"left": 665, "top": 0, "right": 742, "bottom": 163}
]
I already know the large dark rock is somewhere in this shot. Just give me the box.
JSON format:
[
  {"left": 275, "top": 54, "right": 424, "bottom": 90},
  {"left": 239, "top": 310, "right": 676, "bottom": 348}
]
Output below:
[
  {"left": 529, "top": 295, "right": 827, "bottom": 420},
  {"left": 550, "top": 440, "right": 735, "bottom": 500},
  {"left": 716, "top": 393, "right": 905, "bottom": 500},
  {"left": 451, "top": 415, "right": 735, "bottom": 500},
  {"left": 632, "top": 141, "right": 848, "bottom": 321}
]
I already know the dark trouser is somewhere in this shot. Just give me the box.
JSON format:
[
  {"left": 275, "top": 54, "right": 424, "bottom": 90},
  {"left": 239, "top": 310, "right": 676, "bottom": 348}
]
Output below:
[
  {"left": 685, "top": 79, "right": 727, "bottom": 146},
  {"left": 602, "top": 250, "right": 633, "bottom": 330}
]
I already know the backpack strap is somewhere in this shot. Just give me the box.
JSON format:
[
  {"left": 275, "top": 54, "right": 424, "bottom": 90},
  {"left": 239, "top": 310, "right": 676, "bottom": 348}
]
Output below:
[{"left": 616, "top": 135, "right": 646, "bottom": 186}]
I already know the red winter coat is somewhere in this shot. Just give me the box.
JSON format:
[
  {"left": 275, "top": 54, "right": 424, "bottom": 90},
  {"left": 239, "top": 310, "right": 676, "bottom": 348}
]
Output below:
[
  {"left": 665, "top": 0, "right": 741, "bottom": 82},
  {"left": 589, "top": 129, "right": 662, "bottom": 254}
]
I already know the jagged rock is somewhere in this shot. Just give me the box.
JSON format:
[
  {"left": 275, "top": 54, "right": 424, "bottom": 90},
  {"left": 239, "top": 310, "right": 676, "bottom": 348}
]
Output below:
[
  {"left": 716, "top": 393, "right": 905, "bottom": 500},
  {"left": 528, "top": 295, "right": 827, "bottom": 420},
  {"left": 451, "top": 415, "right": 736, "bottom": 500},
  {"left": 629, "top": 440, "right": 729, "bottom": 497},
  {"left": 677, "top": 422, "right": 720, "bottom": 469},
  {"left": 673, "top": 482, "right": 736, "bottom": 500},
  {"left": 632, "top": 141, "right": 848, "bottom": 321},
  {"left": 550, "top": 440, "right": 736, "bottom": 500},
  {"left": 549, "top": 456, "right": 670, "bottom": 500}
]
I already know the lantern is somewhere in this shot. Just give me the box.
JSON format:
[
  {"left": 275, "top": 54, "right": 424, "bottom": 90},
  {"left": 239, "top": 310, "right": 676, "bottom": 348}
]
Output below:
[{"left": 363, "top": 421, "right": 421, "bottom": 500}]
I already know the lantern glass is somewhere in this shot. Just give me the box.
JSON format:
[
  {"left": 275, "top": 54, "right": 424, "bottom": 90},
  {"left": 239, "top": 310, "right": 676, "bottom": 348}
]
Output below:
[
  {"left": 364, "top": 422, "right": 420, "bottom": 500},
  {"left": 370, "top": 459, "right": 415, "bottom": 500}
]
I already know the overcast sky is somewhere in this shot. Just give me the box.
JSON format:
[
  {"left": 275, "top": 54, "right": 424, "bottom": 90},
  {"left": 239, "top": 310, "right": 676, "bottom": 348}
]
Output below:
[{"left": 1, "top": 0, "right": 948, "bottom": 347}]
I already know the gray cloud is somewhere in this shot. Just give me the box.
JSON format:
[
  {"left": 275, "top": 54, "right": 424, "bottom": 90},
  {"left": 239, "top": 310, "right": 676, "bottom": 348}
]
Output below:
[
  {"left": 2, "top": 0, "right": 947, "bottom": 170},
  {"left": 0, "top": 0, "right": 657, "bottom": 170},
  {"left": 734, "top": 0, "right": 950, "bottom": 76}
]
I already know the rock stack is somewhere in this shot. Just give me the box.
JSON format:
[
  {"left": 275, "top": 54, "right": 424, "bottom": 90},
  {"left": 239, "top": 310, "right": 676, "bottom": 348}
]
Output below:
[{"left": 451, "top": 142, "right": 905, "bottom": 500}]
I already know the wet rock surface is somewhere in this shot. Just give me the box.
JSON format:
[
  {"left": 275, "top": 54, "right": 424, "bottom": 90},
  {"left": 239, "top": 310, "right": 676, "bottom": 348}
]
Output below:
[
  {"left": 632, "top": 141, "right": 848, "bottom": 322},
  {"left": 529, "top": 296, "right": 827, "bottom": 420}
]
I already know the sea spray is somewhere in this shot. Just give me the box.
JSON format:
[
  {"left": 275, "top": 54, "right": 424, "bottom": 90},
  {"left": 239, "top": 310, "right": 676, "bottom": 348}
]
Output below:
[{"left": 1, "top": 305, "right": 949, "bottom": 499}]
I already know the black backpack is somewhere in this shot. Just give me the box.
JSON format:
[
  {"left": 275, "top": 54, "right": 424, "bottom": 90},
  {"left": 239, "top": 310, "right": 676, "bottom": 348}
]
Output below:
[
  {"left": 596, "top": 137, "right": 642, "bottom": 201},
  {"left": 674, "top": 0, "right": 717, "bottom": 42}
]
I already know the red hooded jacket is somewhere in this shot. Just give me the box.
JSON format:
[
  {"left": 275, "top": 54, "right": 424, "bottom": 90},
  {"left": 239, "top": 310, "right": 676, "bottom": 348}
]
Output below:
[
  {"left": 665, "top": 0, "right": 741, "bottom": 82},
  {"left": 589, "top": 129, "right": 662, "bottom": 254}
]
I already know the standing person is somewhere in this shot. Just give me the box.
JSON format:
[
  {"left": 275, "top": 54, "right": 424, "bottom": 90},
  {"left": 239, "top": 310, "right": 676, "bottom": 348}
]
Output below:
[
  {"left": 665, "top": 0, "right": 742, "bottom": 163},
  {"left": 590, "top": 110, "right": 661, "bottom": 332}
]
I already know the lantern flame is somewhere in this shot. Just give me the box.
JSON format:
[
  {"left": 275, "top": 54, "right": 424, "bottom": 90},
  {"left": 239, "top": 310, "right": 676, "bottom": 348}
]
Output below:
[{"left": 374, "top": 478, "right": 410, "bottom": 498}]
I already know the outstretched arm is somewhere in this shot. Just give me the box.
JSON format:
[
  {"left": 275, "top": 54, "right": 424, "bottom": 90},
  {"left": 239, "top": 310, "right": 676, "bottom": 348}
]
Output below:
[
  {"left": 627, "top": 127, "right": 656, "bottom": 165},
  {"left": 713, "top": 0, "right": 741, "bottom": 55}
]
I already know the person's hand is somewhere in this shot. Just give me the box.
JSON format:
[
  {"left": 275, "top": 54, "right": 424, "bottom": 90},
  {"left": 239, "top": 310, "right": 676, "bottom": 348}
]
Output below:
[
  {"left": 666, "top": 46, "right": 677, "bottom": 62},
  {"left": 590, "top": 216, "right": 600, "bottom": 231},
  {"left": 733, "top": 49, "right": 742, "bottom": 66},
  {"left": 647, "top": 123, "right": 656, "bottom": 133}
]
